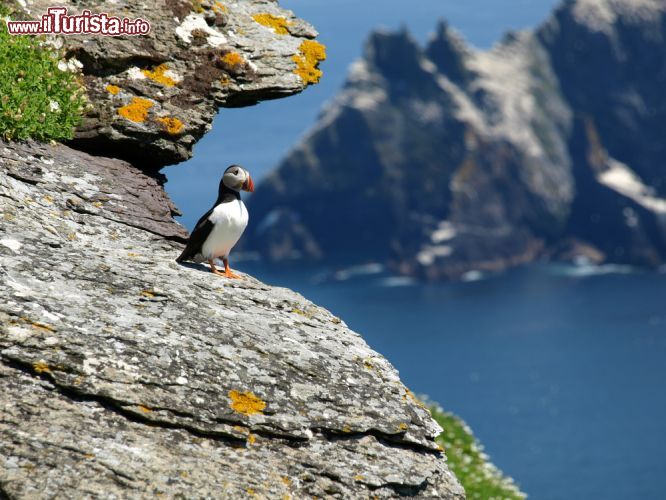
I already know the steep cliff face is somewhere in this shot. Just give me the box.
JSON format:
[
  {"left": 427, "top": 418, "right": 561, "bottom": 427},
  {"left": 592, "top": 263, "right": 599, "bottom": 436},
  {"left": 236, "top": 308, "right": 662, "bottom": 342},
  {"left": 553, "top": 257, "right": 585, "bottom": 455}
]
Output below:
[
  {"left": 242, "top": 0, "right": 666, "bottom": 280},
  {"left": 0, "top": 140, "right": 463, "bottom": 498},
  {"left": 11, "top": 0, "right": 324, "bottom": 170},
  {"left": 0, "top": 1, "right": 464, "bottom": 496}
]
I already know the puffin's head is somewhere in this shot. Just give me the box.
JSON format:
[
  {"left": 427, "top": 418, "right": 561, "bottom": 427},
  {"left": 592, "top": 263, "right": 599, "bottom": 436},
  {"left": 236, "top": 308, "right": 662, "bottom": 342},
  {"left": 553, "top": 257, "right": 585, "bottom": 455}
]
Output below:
[{"left": 222, "top": 164, "right": 254, "bottom": 192}]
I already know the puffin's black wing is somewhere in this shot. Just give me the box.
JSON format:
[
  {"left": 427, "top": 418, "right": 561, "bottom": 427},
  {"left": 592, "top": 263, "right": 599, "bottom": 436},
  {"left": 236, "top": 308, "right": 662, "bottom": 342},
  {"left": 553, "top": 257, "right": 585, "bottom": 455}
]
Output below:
[{"left": 176, "top": 207, "right": 215, "bottom": 263}]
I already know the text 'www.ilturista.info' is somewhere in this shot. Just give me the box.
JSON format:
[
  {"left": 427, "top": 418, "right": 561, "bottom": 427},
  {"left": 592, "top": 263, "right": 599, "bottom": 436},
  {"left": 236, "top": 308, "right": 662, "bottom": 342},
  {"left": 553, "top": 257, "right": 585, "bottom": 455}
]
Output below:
[{"left": 5, "top": 7, "right": 150, "bottom": 36}]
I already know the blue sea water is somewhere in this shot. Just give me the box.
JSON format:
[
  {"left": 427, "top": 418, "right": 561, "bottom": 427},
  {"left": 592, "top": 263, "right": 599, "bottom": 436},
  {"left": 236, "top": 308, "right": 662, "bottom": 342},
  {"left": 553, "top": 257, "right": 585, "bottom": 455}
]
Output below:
[{"left": 236, "top": 262, "right": 666, "bottom": 500}]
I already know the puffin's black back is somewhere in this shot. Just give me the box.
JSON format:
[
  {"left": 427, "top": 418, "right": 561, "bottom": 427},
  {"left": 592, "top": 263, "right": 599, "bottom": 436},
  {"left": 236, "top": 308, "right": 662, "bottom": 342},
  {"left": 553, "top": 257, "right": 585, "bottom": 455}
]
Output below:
[{"left": 176, "top": 171, "right": 242, "bottom": 263}]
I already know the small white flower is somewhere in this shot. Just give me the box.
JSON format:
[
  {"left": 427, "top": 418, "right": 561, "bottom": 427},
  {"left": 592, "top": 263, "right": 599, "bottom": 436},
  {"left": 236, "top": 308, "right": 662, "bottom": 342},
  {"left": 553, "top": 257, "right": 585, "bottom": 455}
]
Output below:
[
  {"left": 68, "top": 57, "right": 83, "bottom": 70},
  {"left": 57, "top": 57, "right": 83, "bottom": 73},
  {"left": 49, "top": 100, "right": 60, "bottom": 112}
]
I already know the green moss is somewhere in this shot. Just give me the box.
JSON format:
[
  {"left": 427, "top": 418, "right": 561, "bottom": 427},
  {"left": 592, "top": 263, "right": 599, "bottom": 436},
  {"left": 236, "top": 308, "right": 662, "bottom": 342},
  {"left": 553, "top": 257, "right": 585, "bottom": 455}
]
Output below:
[
  {"left": 429, "top": 402, "right": 527, "bottom": 500},
  {"left": 0, "top": 7, "right": 87, "bottom": 141}
]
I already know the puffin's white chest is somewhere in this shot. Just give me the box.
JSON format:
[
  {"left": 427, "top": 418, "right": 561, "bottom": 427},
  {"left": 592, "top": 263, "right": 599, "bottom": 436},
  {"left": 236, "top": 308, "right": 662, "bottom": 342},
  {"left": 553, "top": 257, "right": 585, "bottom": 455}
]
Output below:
[{"left": 201, "top": 199, "right": 248, "bottom": 259}]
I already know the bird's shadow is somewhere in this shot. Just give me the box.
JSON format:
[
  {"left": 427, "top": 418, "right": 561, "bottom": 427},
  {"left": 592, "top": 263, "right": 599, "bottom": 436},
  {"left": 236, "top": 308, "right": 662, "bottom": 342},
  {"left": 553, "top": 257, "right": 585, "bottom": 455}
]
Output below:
[
  {"left": 177, "top": 261, "right": 211, "bottom": 274},
  {"left": 176, "top": 260, "right": 251, "bottom": 283}
]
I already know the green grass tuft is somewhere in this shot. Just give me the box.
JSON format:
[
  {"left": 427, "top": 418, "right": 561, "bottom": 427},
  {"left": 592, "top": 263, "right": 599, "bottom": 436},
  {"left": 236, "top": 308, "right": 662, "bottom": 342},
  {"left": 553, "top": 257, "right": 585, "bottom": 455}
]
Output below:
[
  {"left": 0, "top": 8, "right": 87, "bottom": 141},
  {"left": 429, "top": 402, "right": 527, "bottom": 500}
]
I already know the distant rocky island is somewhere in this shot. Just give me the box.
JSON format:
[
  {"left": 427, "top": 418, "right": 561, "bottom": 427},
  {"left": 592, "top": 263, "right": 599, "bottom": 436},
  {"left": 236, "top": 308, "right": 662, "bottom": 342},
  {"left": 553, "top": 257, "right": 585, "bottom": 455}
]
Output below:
[{"left": 242, "top": 0, "right": 666, "bottom": 280}]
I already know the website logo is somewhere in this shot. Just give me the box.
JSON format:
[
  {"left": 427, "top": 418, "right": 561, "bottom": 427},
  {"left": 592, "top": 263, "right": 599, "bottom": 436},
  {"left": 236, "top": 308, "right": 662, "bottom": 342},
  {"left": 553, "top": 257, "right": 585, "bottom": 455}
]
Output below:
[{"left": 5, "top": 7, "right": 150, "bottom": 36}]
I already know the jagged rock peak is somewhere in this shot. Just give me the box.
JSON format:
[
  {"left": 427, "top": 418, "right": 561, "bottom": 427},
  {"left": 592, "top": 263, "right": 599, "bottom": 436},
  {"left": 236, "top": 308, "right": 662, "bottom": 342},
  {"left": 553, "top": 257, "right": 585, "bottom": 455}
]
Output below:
[
  {"left": 363, "top": 28, "right": 431, "bottom": 78},
  {"left": 426, "top": 20, "right": 473, "bottom": 85},
  {"left": 242, "top": 0, "right": 666, "bottom": 279}
]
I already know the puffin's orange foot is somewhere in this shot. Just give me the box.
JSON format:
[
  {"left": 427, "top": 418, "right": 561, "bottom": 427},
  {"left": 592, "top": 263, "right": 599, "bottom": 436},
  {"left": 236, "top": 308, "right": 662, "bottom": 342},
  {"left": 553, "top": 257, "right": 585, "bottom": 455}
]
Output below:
[
  {"left": 224, "top": 269, "right": 242, "bottom": 279},
  {"left": 222, "top": 258, "right": 242, "bottom": 279},
  {"left": 208, "top": 259, "right": 227, "bottom": 277}
]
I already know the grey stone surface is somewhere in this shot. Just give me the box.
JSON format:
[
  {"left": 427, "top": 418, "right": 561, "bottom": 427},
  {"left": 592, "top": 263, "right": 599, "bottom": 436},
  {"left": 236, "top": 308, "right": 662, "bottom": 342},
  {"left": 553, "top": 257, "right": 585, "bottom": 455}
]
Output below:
[
  {"left": 12, "top": 0, "right": 325, "bottom": 169},
  {"left": 0, "top": 139, "right": 464, "bottom": 498}
]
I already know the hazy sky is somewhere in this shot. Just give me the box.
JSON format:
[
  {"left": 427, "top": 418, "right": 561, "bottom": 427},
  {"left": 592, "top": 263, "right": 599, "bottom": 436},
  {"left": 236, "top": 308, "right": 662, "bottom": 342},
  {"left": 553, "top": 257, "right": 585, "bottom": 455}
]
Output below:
[{"left": 164, "top": 0, "right": 561, "bottom": 229}]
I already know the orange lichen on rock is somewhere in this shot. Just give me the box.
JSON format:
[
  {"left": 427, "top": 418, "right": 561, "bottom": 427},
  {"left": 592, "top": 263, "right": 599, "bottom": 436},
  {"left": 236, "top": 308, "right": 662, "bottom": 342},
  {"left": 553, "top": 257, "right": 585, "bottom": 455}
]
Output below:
[
  {"left": 118, "top": 97, "right": 153, "bottom": 123},
  {"left": 221, "top": 51, "right": 245, "bottom": 70},
  {"left": 142, "top": 63, "right": 177, "bottom": 87},
  {"left": 24, "top": 318, "right": 56, "bottom": 333},
  {"left": 213, "top": 1, "right": 227, "bottom": 13},
  {"left": 157, "top": 116, "right": 184, "bottom": 135},
  {"left": 292, "top": 40, "right": 326, "bottom": 84},
  {"left": 252, "top": 13, "right": 291, "bottom": 35},
  {"left": 228, "top": 389, "right": 266, "bottom": 416},
  {"left": 106, "top": 84, "right": 120, "bottom": 95},
  {"left": 33, "top": 361, "right": 51, "bottom": 374}
]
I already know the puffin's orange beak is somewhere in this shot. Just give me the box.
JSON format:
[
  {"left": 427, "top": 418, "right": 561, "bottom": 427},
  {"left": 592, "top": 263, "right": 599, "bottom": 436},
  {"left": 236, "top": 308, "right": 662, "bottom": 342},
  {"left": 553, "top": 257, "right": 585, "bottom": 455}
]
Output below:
[{"left": 242, "top": 174, "right": 254, "bottom": 192}]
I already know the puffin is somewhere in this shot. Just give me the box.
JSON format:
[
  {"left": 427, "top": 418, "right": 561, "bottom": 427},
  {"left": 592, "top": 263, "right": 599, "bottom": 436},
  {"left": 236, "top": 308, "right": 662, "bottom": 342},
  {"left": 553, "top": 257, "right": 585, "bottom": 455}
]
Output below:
[{"left": 176, "top": 165, "right": 254, "bottom": 278}]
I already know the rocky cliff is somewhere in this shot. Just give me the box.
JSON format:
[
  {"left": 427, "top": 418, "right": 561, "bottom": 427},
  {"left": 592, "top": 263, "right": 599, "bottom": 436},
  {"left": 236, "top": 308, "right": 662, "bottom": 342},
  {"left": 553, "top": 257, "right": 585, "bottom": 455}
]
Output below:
[
  {"left": 0, "top": 0, "right": 464, "bottom": 497},
  {"left": 242, "top": 0, "right": 666, "bottom": 280},
  {"left": 0, "top": 142, "right": 464, "bottom": 498}
]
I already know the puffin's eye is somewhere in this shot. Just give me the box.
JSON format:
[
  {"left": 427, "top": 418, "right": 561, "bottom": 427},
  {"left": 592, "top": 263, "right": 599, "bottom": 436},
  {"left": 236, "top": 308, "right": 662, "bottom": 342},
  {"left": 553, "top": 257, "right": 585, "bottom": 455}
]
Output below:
[{"left": 233, "top": 169, "right": 239, "bottom": 175}]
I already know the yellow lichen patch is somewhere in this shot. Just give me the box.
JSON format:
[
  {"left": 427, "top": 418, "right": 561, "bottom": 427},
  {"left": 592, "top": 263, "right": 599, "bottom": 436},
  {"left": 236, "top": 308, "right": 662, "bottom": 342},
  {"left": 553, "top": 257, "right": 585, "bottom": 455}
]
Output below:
[
  {"left": 252, "top": 13, "right": 291, "bottom": 35},
  {"left": 127, "top": 252, "right": 141, "bottom": 257},
  {"left": 140, "top": 290, "right": 155, "bottom": 298},
  {"left": 24, "top": 318, "right": 56, "bottom": 333},
  {"left": 42, "top": 195, "right": 54, "bottom": 204},
  {"left": 397, "top": 422, "right": 408, "bottom": 431},
  {"left": 281, "top": 476, "right": 291, "bottom": 487},
  {"left": 228, "top": 390, "right": 266, "bottom": 416},
  {"left": 191, "top": 0, "right": 204, "bottom": 13},
  {"left": 353, "top": 475, "right": 365, "bottom": 481},
  {"left": 291, "top": 307, "right": 314, "bottom": 319},
  {"left": 363, "top": 359, "right": 373, "bottom": 370},
  {"left": 292, "top": 40, "right": 327, "bottom": 84},
  {"left": 157, "top": 116, "right": 184, "bottom": 135},
  {"left": 83, "top": 453, "right": 95, "bottom": 459},
  {"left": 33, "top": 361, "right": 51, "bottom": 374},
  {"left": 221, "top": 51, "right": 245, "bottom": 69},
  {"left": 138, "top": 405, "right": 152, "bottom": 413},
  {"left": 92, "top": 201, "right": 103, "bottom": 208},
  {"left": 247, "top": 433, "right": 257, "bottom": 445},
  {"left": 142, "top": 63, "right": 177, "bottom": 87},
  {"left": 106, "top": 84, "right": 121, "bottom": 95},
  {"left": 118, "top": 97, "right": 153, "bottom": 123},
  {"left": 342, "top": 425, "right": 352, "bottom": 433},
  {"left": 233, "top": 425, "right": 250, "bottom": 434},
  {"left": 213, "top": 1, "right": 227, "bottom": 13},
  {"left": 403, "top": 388, "right": 427, "bottom": 409}
]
